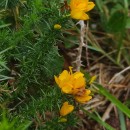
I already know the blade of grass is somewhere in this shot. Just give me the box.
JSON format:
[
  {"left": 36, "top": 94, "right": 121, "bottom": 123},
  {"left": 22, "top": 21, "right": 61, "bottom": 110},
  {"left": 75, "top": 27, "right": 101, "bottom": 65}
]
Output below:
[
  {"left": 88, "top": 45, "right": 101, "bottom": 52},
  {"left": 87, "top": 32, "right": 124, "bottom": 68},
  {"left": 95, "top": 0, "right": 103, "bottom": 13},
  {"left": 17, "top": 121, "right": 32, "bottom": 130},
  {"left": 0, "top": 46, "right": 13, "bottom": 55},
  {"left": 5, "top": 0, "right": 9, "bottom": 9},
  {"left": 117, "top": 40, "right": 123, "bottom": 65},
  {"left": 0, "top": 75, "right": 13, "bottom": 81},
  {"left": 0, "top": 23, "right": 11, "bottom": 29},
  {"left": 124, "top": 0, "right": 128, "bottom": 11},
  {"left": 118, "top": 108, "right": 126, "bottom": 130},
  {"left": 82, "top": 108, "right": 115, "bottom": 130},
  {"left": 94, "top": 83, "right": 130, "bottom": 118}
]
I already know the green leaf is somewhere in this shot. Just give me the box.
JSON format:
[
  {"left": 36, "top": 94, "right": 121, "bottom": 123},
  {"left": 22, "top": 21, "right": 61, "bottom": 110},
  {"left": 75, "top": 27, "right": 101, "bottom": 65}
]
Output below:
[
  {"left": 88, "top": 45, "right": 101, "bottom": 52},
  {"left": 82, "top": 109, "right": 115, "bottom": 130},
  {"left": 0, "top": 23, "right": 11, "bottom": 29},
  {"left": 126, "top": 17, "right": 130, "bottom": 29},
  {"left": 95, "top": 83, "right": 130, "bottom": 118},
  {"left": 95, "top": 0, "right": 104, "bottom": 13},
  {"left": 0, "top": 46, "right": 13, "bottom": 55},
  {"left": 107, "top": 10, "right": 127, "bottom": 33},
  {"left": 16, "top": 121, "right": 32, "bottom": 130},
  {"left": 118, "top": 108, "right": 126, "bottom": 130}
]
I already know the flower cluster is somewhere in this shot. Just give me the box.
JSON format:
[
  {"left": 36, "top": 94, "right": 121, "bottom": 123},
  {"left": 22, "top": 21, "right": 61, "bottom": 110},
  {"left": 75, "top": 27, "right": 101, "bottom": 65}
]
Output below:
[
  {"left": 70, "top": 0, "right": 95, "bottom": 20},
  {"left": 54, "top": 67, "right": 92, "bottom": 104}
]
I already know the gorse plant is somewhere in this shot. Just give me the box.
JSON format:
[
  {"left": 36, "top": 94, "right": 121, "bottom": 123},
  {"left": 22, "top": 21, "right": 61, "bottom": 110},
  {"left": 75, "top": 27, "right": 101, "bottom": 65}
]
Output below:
[
  {"left": 0, "top": 0, "right": 65, "bottom": 89},
  {"left": 0, "top": 0, "right": 79, "bottom": 129},
  {"left": 0, "top": 0, "right": 68, "bottom": 129},
  {"left": 0, "top": 111, "right": 31, "bottom": 130},
  {"left": 0, "top": 0, "right": 130, "bottom": 130},
  {"left": 0, "top": 0, "right": 95, "bottom": 129}
]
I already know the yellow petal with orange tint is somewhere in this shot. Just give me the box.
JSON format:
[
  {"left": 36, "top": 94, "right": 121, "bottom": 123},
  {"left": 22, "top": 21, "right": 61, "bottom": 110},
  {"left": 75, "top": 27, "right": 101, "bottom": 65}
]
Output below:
[
  {"left": 70, "top": 0, "right": 88, "bottom": 10},
  {"left": 73, "top": 77, "right": 86, "bottom": 89},
  {"left": 71, "top": 10, "right": 89, "bottom": 20},
  {"left": 54, "top": 66, "right": 87, "bottom": 95},
  {"left": 59, "top": 70, "right": 69, "bottom": 81},
  {"left": 69, "top": 0, "right": 95, "bottom": 20},
  {"left": 73, "top": 72, "right": 84, "bottom": 79},
  {"left": 61, "top": 84, "right": 73, "bottom": 94},
  {"left": 75, "top": 95, "right": 92, "bottom": 103},
  {"left": 85, "top": 2, "right": 95, "bottom": 12},
  {"left": 74, "top": 89, "right": 92, "bottom": 103},
  {"left": 60, "top": 102, "right": 74, "bottom": 116}
]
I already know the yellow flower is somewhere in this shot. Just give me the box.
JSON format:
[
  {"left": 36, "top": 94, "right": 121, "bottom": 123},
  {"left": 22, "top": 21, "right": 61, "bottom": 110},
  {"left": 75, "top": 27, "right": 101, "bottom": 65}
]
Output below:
[
  {"left": 74, "top": 89, "right": 92, "bottom": 103},
  {"left": 89, "top": 75, "right": 96, "bottom": 84},
  {"left": 70, "top": 0, "right": 95, "bottom": 20},
  {"left": 54, "top": 24, "right": 62, "bottom": 29},
  {"left": 60, "top": 102, "right": 74, "bottom": 116},
  {"left": 55, "top": 67, "right": 92, "bottom": 104},
  {"left": 54, "top": 67, "right": 86, "bottom": 94}
]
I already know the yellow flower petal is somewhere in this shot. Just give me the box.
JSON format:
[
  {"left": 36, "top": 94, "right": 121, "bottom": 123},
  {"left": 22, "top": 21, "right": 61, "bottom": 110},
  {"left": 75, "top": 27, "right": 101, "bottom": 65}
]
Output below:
[
  {"left": 71, "top": 10, "right": 89, "bottom": 20},
  {"left": 54, "top": 75, "right": 59, "bottom": 86},
  {"left": 54, "top": 66, "right": 86, "bottom": 94},
  {"left": 59, "top": 70, "right": 70, "bottom": 81},
  {"left": 60, "top": 102, "right": 74, "bottom": 116},
  {"left": 61, "top": 84, "right": 73, "bottom": 94},
  {"left": 74, "top": 89, "right": 92, "bottom": 103},
  {"left": 89, "top": 75, "right": 97, "bottom": 84},
  {"left": 69, "top": 66, "right": 73, "bottom": 74},
  {"left": 73, "top": 72, "right": 84, "bottom": 79},
  {"left": 75, "top": 95, "right": 92, "bottom": 103},
  {"left": 73, "top": 77, "right": 86, "bottom": 89},
  {"left": 69, "top": 0, "right": 95, "bottom": 20},
  {"left": 70, "top": 0, "right": 88, "bottom": 11},
  {"left": 86, "top": 2, "right": 95, "bottom": 12}
]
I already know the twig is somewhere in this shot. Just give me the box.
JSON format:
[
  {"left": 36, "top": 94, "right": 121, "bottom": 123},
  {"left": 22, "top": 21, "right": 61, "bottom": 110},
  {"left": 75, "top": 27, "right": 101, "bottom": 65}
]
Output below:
[
  {"left": 75, "top": 20, "right": 85, "bottom": 71},
  {"left": 109, "top": 66, "right": 130, "bottom": 84},
  {"left": 85, "top": 21, "right": 90, "bottom": 70},
  {"left": 84, "top": 100, "right": 106, "bottom": 111},
  {"left": 75, "top": 20, "right": 90, "bottom": 71},
  {"left": 102, "top": 103, "right": 114, "bottom": 121}
]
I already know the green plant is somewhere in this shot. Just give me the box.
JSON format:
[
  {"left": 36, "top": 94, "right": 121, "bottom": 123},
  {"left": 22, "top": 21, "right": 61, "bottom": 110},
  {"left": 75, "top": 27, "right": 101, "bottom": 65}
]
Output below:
[
  {"left": 0, "top": 0, "right": 130, "bottom": 129},
  {"left": 0, "top": 111, "right": 31, "bottom": 130}
]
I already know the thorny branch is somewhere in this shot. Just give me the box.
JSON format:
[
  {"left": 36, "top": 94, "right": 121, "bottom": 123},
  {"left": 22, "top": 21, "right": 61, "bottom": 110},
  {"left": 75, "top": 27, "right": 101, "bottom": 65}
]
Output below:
[{"left": 75, "top": 20, "right": 89, "bottom": 71}]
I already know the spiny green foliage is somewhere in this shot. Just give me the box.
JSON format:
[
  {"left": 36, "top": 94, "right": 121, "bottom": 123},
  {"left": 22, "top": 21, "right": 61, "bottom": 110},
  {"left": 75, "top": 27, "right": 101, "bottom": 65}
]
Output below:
[
  {"left": 0, "top": 111, "right": 31, "bottom": 130},
  {"left": 0, "top": 0, "right": 130, "bottom": 129},
  {"left": 0, "top": 54, "right": 9, "bottom": 81},
  {"left": 17, "top": 86, "right": 77, "bottom": 130},
  {"left": 0, "top": 0, "right": 76, "bottom": 129},
  {"left": 0, "top": 0, "right": 67, "bottom": 91}
]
